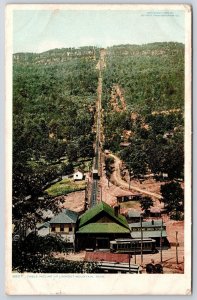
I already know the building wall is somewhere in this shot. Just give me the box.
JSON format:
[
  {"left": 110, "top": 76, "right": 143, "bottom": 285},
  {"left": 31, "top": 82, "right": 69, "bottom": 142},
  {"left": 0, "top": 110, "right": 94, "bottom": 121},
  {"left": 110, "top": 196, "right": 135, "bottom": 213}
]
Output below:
[
  {"left": 76, "top": 233, "right": 131, "bottom": 251},
  {"left": 73, "top": 172, "right": 83, "bottom": 180},
  {"left": 50, "top": 223, "right": 75, "bottom": 234}
]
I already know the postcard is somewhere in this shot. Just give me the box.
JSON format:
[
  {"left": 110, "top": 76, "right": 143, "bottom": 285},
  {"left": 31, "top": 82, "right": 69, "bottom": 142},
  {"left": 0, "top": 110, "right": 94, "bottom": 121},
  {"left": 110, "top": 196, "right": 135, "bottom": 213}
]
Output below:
[{"left": 5, "top": 3, "right": 192, "bottom": 295}]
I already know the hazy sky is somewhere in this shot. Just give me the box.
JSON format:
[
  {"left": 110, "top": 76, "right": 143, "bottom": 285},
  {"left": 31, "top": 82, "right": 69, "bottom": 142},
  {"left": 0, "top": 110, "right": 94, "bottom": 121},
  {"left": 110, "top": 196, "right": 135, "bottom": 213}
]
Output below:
[{"left": 13, "top": 9, "right": 185, "bottom": 53}]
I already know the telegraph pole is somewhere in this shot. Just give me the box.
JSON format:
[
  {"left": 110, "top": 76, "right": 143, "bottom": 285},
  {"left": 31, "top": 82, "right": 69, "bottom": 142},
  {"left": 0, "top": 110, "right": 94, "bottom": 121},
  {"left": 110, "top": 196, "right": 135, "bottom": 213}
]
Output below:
[
  {"left": 176, "top": 231, "right": 179, "bottom": 264},
  {"left": 160, "top": 218, "right": 163, "bottom": 263},
  {"left": 140, "top": 214, "right": 143, "bottom": 265}
]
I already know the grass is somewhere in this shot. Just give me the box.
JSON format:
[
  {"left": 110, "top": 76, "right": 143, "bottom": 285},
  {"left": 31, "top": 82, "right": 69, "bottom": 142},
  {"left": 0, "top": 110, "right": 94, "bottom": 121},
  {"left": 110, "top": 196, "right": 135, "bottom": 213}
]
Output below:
[
  {"left": 119, "top": 201, "right": 140, "bottom": 209},
  {"left": 45, "top": 178, "right": 86, "bottom": 197}
]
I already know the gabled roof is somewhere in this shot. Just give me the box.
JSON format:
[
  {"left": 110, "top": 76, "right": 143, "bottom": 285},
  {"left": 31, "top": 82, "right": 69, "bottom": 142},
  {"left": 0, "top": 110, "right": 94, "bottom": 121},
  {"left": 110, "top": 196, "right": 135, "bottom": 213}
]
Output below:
[
  {"left": 77, "top": 223, "right": 130, "bottom": 234},
  {"left": 49, "top": 209, "right": 78, "bottom": 224},
  {"left": 78, "top": 201, "right": 129, "bottom": 229}
]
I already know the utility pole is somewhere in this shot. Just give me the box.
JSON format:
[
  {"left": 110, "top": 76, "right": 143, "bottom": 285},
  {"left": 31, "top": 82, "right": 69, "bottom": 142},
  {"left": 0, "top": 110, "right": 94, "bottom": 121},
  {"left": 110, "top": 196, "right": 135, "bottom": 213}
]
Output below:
[
  {"left": 160, "top": 218, "right": 163, "bottom": 263},
  {"left": 129, "top": 166, "right": 131, "bottom": 190},
  {"left": 176, "top": 231, "right": 179, "bottom": 264},
  {"left": 140, "top": 215, "right": 143, "bottom": 265}
]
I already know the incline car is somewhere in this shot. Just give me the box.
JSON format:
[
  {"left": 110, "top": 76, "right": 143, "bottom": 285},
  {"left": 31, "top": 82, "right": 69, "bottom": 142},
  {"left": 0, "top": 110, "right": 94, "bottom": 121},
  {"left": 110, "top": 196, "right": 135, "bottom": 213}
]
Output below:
[{"left": 110, "top": 238, "right": 157, "bottom": 254}]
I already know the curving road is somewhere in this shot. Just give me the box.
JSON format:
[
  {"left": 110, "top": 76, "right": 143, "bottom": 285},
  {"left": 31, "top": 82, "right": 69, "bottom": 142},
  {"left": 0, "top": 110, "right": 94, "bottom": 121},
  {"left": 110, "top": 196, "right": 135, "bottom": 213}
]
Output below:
[{"left": 109, "top": 153, "right": 163, "bottom": 200}]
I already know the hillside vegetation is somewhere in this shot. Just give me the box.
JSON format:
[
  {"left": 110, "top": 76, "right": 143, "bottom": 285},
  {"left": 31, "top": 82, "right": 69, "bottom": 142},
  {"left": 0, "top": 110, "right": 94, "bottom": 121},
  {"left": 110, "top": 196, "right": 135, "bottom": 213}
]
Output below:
[
  {"left": 101, "top": 42, "right": 184, "bottom": 220},
  {"left": 13, "top": 47, "right": 99, "bottom": 220},
  {"left": 102, "top": 42, "right": 184, "bottom": 112}
]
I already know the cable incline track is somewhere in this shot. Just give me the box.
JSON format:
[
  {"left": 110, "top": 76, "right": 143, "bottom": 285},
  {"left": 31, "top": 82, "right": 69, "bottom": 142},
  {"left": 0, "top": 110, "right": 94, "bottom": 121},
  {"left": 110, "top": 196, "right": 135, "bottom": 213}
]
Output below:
[{"left": 90, "top": 50, "right": 106, "bottom": 208}]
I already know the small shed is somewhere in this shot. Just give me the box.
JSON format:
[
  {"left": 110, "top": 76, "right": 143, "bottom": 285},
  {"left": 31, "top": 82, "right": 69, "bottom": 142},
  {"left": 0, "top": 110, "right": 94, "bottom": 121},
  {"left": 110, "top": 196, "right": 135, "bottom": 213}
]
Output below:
[
  {"left": 117, "top": 194, "right": 142, "bottom": 203},
  {"left": 73, "top": 171, "right": 84, "bottom": 181}
]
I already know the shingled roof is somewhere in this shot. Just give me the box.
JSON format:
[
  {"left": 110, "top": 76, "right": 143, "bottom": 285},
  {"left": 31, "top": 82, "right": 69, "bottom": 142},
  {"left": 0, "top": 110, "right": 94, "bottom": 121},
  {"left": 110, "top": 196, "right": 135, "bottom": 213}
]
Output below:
[
  {"left": 49, "top": 209, "right": 78, "bottom": 224},
  {"left": 78, "top": 201, "right": 129, "bottom": 229},
  {"left": 76, "top": 223, "right": 130, "bottom": 234}
]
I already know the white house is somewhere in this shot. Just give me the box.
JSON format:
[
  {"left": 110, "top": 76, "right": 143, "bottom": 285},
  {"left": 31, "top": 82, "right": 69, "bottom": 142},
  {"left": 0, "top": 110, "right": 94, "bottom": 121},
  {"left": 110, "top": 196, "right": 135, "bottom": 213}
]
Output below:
[{"left": 73, "top": 171, "right": 84, "bottom": 181}]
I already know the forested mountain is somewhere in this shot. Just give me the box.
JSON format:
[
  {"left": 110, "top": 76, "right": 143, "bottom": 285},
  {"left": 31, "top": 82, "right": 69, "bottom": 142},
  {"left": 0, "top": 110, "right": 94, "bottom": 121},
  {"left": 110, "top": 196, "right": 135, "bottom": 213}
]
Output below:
[
  {"left": 102, "top": 42, "right": 184, "bottom": 182},
  {"left": 102, "top": 42, "right": 184, "bottom": 112},
  {"left": 13, "top": 47, "right": 99, "bottom": 220}
]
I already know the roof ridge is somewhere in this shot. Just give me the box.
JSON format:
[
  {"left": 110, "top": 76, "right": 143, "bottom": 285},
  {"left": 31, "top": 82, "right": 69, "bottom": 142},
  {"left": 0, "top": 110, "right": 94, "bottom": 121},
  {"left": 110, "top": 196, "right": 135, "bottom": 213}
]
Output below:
[{"left": 79, "top": 201, "right": 129, "bottom": 229}]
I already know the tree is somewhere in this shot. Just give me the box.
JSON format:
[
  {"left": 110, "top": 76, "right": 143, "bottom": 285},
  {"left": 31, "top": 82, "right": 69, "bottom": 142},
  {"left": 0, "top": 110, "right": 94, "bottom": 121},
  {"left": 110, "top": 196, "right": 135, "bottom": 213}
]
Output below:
[
  {"left": 160, "top": 182, "right": 184, "bottom": 220},
  {"left": 13, "top": 234, "right": 100, "bottom": 273},
  {"left": 105, "top": 156, "right": 115, "bottom": 176},
  {"left": 120, "top": 138, "right": 148, "bottom": 179},
  {"left": 140, "top": 197, "right": 154, "bottom": 214}
]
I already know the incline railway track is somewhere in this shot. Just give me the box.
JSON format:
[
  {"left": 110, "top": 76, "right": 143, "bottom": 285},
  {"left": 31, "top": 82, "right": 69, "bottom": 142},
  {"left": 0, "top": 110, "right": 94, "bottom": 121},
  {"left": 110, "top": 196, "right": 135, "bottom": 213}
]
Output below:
[{"left": 90, "top": 50, "right": 105, "bottom": 208}]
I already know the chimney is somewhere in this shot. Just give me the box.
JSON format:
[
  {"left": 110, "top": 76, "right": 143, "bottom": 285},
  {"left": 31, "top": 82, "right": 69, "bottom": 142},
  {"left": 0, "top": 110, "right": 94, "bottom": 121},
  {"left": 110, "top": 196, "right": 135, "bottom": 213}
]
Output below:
[{"left": 114, "top": 205, "right": 120, "bottom": 217}]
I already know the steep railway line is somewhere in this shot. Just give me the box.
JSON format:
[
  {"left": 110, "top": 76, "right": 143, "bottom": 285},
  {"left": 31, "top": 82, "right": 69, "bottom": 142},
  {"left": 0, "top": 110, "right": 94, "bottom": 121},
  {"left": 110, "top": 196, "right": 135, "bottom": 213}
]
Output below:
[{"left": 90, "top": 51, "right": 105, "bottom": 208}]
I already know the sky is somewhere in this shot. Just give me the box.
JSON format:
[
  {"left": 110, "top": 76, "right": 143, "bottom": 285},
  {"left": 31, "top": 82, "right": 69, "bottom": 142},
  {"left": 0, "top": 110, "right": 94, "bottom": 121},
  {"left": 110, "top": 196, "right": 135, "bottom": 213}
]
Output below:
[{"left": 13, "top": 9, "right": 185, "bottom": 53}]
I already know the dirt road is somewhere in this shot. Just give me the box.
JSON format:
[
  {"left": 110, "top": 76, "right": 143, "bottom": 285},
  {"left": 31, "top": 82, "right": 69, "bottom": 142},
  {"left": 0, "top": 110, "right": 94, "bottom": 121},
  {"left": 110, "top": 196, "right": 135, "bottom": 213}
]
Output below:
[{"left": 109, "top": 153, "right": 163, "bottom": 200}]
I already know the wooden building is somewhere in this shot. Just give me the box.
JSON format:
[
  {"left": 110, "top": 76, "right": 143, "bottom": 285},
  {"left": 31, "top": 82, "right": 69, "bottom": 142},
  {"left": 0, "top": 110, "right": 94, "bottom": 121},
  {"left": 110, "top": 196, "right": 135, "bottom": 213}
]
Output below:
[
  {"left": 76, "top": 201, "right": 131, "bottom": 251},
  {"left": 129, "top": 220, "right": 170, "bottom": 248},
  {"left": 49, "top": 209, "right": 78, "bottom": 247},
  {"left": 117, "top": 194, "right": 142, "bottom": 203}
]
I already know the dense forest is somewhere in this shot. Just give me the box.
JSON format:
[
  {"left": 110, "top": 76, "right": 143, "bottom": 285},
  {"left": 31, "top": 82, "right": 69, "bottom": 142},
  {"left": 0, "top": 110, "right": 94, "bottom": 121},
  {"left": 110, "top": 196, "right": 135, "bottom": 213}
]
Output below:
[
  {"left": 13, "top": 46, "right": 99, "bottom": 222},
  {"left": 102, "top": 43, "right": 184, "bottom": 176},
  {"left": 102, "top": 42, "right": 184, "bottom": 220},
  {"left": 102, "top": 42, "right": 184, "bottom": 112}
]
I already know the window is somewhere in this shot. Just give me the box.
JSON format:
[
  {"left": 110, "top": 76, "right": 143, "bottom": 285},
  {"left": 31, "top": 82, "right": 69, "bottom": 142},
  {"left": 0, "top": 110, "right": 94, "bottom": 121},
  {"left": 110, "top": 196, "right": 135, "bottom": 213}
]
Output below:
[
  {"left": 51, "top": 225, "right": 55, "bottom": 232},
  {"left": 60, "top": 224, "right": 64, "bottom": 232},
  {"left": 69, "top": 226, "right": 72, "bottom": 232}
]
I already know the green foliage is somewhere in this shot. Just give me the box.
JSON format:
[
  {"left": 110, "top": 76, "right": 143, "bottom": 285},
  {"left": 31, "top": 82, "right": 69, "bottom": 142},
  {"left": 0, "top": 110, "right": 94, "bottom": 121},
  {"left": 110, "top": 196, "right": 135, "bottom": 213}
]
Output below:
[
  {"left": 13, "top": 47, "right": 98, "bottom": 225},
  {"left": 104, "top": 156, "right": 115, "bottom": 177},
  {"left": 160, "top": 182, "right": 184, "bottom": 219},
  {"left": 140, "top": 197, "right": 154, "bottom": 213},
  {"left": 103, "top": 42, "right": 184, "bottom": 112},
  {"left": 12, "top": 233, "right": 100, "bottom": 273},
  {"left": 45, "top": 178, "right": 86, "bottom": 197},
  {"left": 103, "top": 43, "right": 184, "bottom": 180},
  {"left": 120, "top": 137, "right": 148, "bottom": 178}
]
